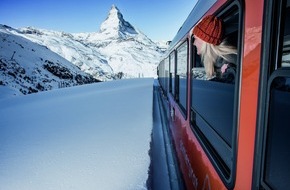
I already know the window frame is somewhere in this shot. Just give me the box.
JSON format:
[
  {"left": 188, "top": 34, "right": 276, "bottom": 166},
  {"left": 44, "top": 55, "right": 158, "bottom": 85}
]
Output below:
[{"left": 189, "top": 1, "right": 242, "bottom": 188}]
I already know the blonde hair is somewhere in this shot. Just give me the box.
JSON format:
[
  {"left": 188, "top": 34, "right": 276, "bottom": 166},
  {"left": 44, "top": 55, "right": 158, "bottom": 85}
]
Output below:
[{"left": 200, "top": 40, "right": 237, "bottom": 77}]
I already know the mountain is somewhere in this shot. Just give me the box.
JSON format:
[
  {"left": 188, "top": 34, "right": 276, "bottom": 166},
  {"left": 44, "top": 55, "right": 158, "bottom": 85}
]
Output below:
[
  {"left": 0, "top": 5, "right": 168, "bottom": 98},
  {"left": 20, "top": 5, "right": 167, "bottom": 79},
  {"left": 99, "top": 4, "right": 139, "bottom": 39},
  {"left": 18, "top": 27, "right": 116, "bottom": 81}
]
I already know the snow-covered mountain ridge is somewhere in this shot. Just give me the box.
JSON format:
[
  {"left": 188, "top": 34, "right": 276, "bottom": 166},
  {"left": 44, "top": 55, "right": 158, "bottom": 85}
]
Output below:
[
  {"left": 0, "top": 25, "right": 99, "bottom": 98},
  {"left": 19, "top": 5, "right": 167, "bottom": 79},
  {"left": 0, "top": 5, "right": 168, "bottom": 98}
]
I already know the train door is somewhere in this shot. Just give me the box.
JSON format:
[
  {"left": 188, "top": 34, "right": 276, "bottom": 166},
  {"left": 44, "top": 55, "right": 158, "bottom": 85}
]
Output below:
[{"left": 254, "top": 0, "right": 290, "bottom": 189}]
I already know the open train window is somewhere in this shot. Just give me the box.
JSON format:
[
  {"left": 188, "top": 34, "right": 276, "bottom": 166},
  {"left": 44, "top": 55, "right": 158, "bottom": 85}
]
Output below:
[
  {"left": 256, "top": 0, "right": 290, "bottom": 189},
  {"left": 190, "top": 2, "right": 241, "bottom": 187}
]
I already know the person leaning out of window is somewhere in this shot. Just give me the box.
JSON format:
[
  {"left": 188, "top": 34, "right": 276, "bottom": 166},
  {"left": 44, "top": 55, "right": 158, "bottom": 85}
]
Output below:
[{"left": 192, "top": 15, "right": 237, "bottom": 83}]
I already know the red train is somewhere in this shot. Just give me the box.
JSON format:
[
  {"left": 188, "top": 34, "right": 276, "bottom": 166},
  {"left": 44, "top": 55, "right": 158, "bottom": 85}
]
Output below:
[{"left": 157, "top": 0, "right": 290, "bottom": 189}]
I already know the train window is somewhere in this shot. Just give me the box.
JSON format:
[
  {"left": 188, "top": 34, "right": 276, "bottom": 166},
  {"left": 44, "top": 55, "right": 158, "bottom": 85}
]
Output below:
[
  {"left": 169, "top": 51, "right": 176, "bottom": 95},
  {"left": 190, "top": 4, "right": 240, "bottom": 184},
  {"left": 164, "top": 57, "right": 170, "bottom": 93},
  {"left": 259, "top": 0, "right": 290, "bottom": 189},
  {"left": 159, "top": 60, "right": 165, "bottom": 91},
  {"left": 176, "top": 41, "right": 188, "bottom": 113}
]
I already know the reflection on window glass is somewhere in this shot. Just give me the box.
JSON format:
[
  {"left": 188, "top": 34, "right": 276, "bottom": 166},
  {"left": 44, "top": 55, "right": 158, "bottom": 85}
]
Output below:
[
  {"left": 165, "top": 57, "right": 169, "bottom": 92},
  {"left": 282, "top": 37, "right": 290, "bottom": 67},
  {"left": 191, "top": 43, "right": 213, "bottom": 80},
  {"left": 177, "top": 43, "right": 187, "bottom": 77},
  {"left": 282, "top": 2, "right": 290, "bottom": 67},
  {"left": 170, "top": 52, "right": 175, "bottom": 95},
  {"left": 177, "top": 42, "right": 188, "bottom": 112},
  {"left": 170, "top": 53, "right": 175, "bottom": 73},
  {"left": 165, "top": 57, "right": 169, "bottom": 73}
]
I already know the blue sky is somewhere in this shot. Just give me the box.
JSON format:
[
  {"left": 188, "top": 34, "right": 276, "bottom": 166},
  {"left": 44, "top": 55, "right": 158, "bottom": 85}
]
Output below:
[{"left": 0, "top": 0, "right": 197, "bottom": 41}]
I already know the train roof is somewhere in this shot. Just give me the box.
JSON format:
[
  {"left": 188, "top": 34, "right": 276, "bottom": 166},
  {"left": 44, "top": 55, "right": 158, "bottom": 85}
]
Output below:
[{"left": 167, "top": 0, "right": 218, "bottom": 53}]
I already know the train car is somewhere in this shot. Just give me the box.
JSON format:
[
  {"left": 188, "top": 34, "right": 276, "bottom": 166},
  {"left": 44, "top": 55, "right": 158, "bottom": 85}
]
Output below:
[{"left": 157, "top": 0, "right": 290, "bottom": 189}]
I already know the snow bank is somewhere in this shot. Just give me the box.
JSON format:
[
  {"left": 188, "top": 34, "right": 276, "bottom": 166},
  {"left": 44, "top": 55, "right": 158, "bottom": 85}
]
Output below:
[{"left": 0, "top": 78, "right": 154, "bottom": 190}]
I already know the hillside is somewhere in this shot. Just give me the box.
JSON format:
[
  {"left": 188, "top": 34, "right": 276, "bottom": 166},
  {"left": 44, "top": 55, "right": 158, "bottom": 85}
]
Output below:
[{"left": 0, "top": 25, "right": 98, "bottom": 98}]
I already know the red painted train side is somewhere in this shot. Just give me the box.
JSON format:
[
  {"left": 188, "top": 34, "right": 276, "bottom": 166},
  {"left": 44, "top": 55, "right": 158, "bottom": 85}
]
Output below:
[{"left": 157, "top": 0, "right": 290, "bottom": 189}]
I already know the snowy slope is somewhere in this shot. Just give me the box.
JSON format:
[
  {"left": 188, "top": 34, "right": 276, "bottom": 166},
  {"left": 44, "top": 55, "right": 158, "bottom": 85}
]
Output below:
[
  {"left": 0, "top": 25, "right": 99, "bottom": 98},
  {"left": 0, "top": 78, "right": 153, "bottom": 190},
  {"left": 18, "top": 27, "right": 115, "bottom": 81}
]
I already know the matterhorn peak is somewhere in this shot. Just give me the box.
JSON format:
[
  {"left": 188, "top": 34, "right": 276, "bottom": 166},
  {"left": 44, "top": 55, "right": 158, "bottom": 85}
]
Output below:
[{"left": 99, "top": 5, "right": 138, "bottom": 39}]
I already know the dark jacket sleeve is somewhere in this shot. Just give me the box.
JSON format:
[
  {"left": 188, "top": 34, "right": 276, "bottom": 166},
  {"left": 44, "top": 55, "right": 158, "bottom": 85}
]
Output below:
[{"left": 211, "top": 54, "right": 237, "bottom": 84}]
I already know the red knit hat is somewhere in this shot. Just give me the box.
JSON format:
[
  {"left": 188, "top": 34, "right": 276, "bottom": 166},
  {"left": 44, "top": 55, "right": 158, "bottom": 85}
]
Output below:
[{"left": 193, "top": 15, "right": 223, "bottom": 45}]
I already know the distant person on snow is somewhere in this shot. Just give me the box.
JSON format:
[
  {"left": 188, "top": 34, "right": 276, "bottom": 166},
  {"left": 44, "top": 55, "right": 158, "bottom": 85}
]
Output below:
[{"left": 192, "top": 15, "right": 237, "bottom": 83}]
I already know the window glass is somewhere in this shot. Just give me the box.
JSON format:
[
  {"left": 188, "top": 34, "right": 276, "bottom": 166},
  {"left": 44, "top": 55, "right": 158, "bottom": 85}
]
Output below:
[
  {"left": 264, "top": 77, "right": 290, "bottom": 189},
  {"left": 282, "top": 2, "right": 290, "bottom": 67},
  {"left": 159, "top": 60, "right": 165, "bottom": 90},
  {"left": 176, "top": 42, "right": 188, "bottom": 111},
  {"left": 177, "top": 43, "right": 187, "bottom": 76},
  {"left": 283, "top": 37, "right": 290, "bottom": 67},
  {"left": 170, "top": 52, "right": 175, "bottom": 95},
  {"left": 164, "top": 57, "right": 169, "bottom": 93}
]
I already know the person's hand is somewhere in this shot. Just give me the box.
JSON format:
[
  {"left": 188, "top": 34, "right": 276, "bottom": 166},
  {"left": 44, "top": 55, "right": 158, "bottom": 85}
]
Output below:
[{"left": 221, "top": 64, "right": 228, "bottom": 73}]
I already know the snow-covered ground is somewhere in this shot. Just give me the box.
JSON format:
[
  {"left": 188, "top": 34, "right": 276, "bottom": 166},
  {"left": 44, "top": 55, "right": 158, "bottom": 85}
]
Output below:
[{"left": 0, "top": 78, "right": 154, "bottom": 190}]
